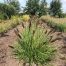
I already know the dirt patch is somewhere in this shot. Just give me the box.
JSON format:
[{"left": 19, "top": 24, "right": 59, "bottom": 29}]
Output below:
[
  {"left": 0, "top": 25, "right": 23, "bottom": 66},
  {"left": 39, "top": 21, "right": 66, "bottom": 66}
]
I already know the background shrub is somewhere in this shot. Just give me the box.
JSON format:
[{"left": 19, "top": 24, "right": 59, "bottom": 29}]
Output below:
[
  {"left": 22, "top": 15, "right": 30, "bottom": 22},
  {"left": 0, "top": 3, "right": 16, "bottom": 19}
]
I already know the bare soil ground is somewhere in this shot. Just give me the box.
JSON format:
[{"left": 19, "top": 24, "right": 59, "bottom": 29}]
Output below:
[
  {"left": 0, "top": 22, "right": 66, "bottom": 66},
  {"left": 39, "top": 22, "right": 66, "bottom": 66},
  {"left": 0, "top": 25, "right": 23, "bottom": 66}
]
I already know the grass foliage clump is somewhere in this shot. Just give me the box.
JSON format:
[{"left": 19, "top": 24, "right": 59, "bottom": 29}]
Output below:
[
  {"left": 22, "top": 15, "right": 30, "bottom": 22},
  {"left": 12, "top": 21, "right": 55, "bottom": 66},
  {"left": 0, "top": 17, "right": 22, "bottom": 36},
  {"left": 40, "top": 16, "right": 66, "bottom": 32}
]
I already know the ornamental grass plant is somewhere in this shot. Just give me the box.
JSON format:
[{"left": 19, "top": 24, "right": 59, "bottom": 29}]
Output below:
[{"left": 12, "top": 20, "right": 55, "bottom": 66}]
